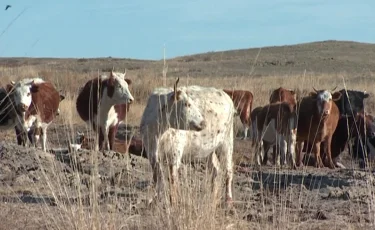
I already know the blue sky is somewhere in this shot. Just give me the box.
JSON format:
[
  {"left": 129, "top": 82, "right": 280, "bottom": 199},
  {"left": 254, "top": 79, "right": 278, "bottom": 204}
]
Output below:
[{"left": 0, "top": 0, "right": 374, "bottom": 60}]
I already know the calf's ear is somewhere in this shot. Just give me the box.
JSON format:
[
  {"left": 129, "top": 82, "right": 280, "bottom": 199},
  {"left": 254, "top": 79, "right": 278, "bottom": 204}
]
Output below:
[{"left": 332, "top": 92, "right": 342, "bottom": 101}]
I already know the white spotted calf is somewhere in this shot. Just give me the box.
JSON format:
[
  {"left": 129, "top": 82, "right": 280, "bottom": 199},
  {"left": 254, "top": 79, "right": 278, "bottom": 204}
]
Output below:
[{"left": 140, "top": 78, "right": 235, "bottom": 207}]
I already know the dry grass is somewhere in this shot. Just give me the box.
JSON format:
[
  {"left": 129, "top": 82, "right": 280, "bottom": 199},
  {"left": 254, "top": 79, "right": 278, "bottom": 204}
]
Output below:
[{"left": 1, "top": 63, "right": 375, "bottom": 230}]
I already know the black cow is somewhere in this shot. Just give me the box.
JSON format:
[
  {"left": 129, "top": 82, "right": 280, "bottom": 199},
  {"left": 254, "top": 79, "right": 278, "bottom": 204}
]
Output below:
[
  {"left": 336, "top": 89, "right": 369, "bottom": 117},
  {"left": 0, "top": 87, "right": 17, "bottom": 129},
  {"left": 351, "top": 136, "right": 375, "bottom": 168}
]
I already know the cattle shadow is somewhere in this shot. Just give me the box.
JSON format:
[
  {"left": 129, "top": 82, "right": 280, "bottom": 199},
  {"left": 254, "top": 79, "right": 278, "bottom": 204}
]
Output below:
[{"left": 249, "top": 170, "right": 351, "bottom": 192}]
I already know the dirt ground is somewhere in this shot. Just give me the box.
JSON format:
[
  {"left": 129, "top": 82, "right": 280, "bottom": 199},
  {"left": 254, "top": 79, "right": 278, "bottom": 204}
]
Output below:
[{"left": 0, "top": 124, "right": 374, "bottom": 230}]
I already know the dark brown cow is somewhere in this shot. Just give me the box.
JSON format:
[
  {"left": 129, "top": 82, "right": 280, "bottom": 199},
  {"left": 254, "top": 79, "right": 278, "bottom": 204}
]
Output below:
[
  {"left": 250, "top": 106, "right": 263, "bottom": 147},
  {"left": 223, "top": 89, "right": 253, "bottom": 139},
  {"left": 295, "top": 88, "right": 342, "bottom": 169},
  {"left": 6, "top": 78, "right": 63, "bottom": 151},
  {"left": 75, "top": 71, "right": 134, "bottom": 151}
]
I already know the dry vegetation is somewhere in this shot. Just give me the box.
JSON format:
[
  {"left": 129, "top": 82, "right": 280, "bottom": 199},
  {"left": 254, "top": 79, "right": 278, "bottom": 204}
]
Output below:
[{"left": 0, "top": 40, "right": 375, "bottom": 229}]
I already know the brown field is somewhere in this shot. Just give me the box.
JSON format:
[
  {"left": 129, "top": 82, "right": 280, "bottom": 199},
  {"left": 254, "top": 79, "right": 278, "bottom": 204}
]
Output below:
[{"left": 1, "top": 40, "right": 375, "bottom": 229}]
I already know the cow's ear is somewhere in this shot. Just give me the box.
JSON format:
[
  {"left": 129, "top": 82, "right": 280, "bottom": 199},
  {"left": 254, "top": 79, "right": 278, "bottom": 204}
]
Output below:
[
  {"left": 125, "top": 78, "right": 132, "bottom": 85},
  {"left": 364, "top": 91, "right": 370, "bottom": 98},
  {"left": 332, "top": 92, "right": 342, "bottom": 101},
  {"left": 170, "top": 90, "right": 182, "bottom": 102},
  {"left": 309, "top": 92, "right": 317, "bottom": 98},
  {"left": 6, "top": 84, "right": 13, "bottom": 93},
  {"left": 30, "top": 82, "right": 39, "bottom": 93}
]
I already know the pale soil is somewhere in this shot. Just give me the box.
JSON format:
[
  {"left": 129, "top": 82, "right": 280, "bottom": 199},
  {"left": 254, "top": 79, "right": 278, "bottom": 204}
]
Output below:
[{"left": 0, "top": 124, "right": 374, "bottom": 229}]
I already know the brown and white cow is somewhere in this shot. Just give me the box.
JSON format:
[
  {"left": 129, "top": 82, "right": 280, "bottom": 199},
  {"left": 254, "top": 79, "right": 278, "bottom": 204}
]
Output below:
[
  {"left": 6, "top": 78, "right": 63, "bottom": 151},
  {"left": 260, "top": 87, "right": 298, "bottom": 164},
  {"left": 69, "top": 131, "right": 147, "bottom": 158},
  {"left": 223, "top": 89, "right": 253, "bottom": 139},
  {"left": 75, "top": 71, "right": 134, "bottom": 151},
  {"left": 302, "top": 111, "right": 375, "bottom": 168},
  {"left": 295, "top": 87, "right": 342, "bottom": 169},
  {"left": 254, "top": 102, "right": 297, "bottom": 168}
]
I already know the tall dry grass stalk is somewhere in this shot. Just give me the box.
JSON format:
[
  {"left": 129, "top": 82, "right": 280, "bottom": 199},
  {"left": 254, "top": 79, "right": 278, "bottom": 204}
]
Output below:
[{"left": 0, "top": 65, "right": 375, "bottom": 229}]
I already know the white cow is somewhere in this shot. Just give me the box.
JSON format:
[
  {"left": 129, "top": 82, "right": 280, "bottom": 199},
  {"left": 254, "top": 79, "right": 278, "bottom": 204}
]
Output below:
[
  {"left": 254, "top": 102, "right": 297, "bottom": 169},
  {"left": 140, "top": 78, "right": 235, "bottom": 206}
]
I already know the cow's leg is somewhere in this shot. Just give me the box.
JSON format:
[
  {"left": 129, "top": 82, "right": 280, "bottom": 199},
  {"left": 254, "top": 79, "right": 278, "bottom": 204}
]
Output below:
[
  {"left": 145, "top": 139, "right": 165, "bottom": 205},
  {"left": 169, "top": 145, "right": 184, "bottom": 205},
  {"left": 28, "top": 129, "right": 35, "bottom": 147},
  {"left": 98, "top": 126, "right": 106, "bottom": 151},
  {"left": 15, "top": 125, "right": 27, "bottom": 146},
  {"left": 277, "top": 134, "right": 287, "bottom": 167},
  {"left": 296, "top": 141, "right": 304, "bottom": 167},
  {"left": 287, "top": 129, "right": 297, "bottom": 169},
  {"left": 313, "top": 142, "right": 324, "bottom": 168},
  {"left": 208, "top": 152, "right": 221, "bottom": 208},
  {"left": 262, "top": 141, "right": 271, "bottom": 165},
  {"left": 242, "top": 123, "right": 249, "bottom": 140},
  {"left": 223, "top": 135, "right": 234, "bottom": 206},
  {"left": 108, "top": 125, "right": 117, "bottom": 151},
  {"left": 41, "top": 126, "right": 48, "bottom": 152},
  {"left": 255, "top": 138, "right": 264, "bottom": 166},
  {"left": 324, "top": 137, "right": 335, "bottom": 169},
  {"left": 273, "top": 142, "right": 282, "bottom": 167},
  {"left": 251, "top": 120, "right": 257, "bottom": 147}
]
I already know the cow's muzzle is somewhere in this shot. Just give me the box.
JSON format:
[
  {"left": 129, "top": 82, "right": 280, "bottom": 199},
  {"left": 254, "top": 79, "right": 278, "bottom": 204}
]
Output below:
[{"left": 18, "top": 103, "right": 28, "bottom": 112}]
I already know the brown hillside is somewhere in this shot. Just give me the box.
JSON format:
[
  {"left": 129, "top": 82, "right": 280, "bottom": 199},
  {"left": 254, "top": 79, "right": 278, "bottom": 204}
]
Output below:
[{"left": 1, "top": 40, "right": 375, "bottom": 78}]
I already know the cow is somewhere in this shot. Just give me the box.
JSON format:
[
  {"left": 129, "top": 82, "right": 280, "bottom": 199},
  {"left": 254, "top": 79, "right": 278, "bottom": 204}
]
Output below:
[
  {"left": 6, "top": 78, "right": 63, "bottom": 151},
  {"left": 254, "top": 102, "right": 297, "bottom": 168},
  {"left": 259, "top": 87, "right": 298, "bottom": 164},
  {"left": 336, "top": 89, "right": 369, "bottom": 117},
  {"left": 250, "top": 106, "right": 263, "bottom": 147},
  {"left": 75, "top": 70, "right": 134, "bottom": 151},
  {"left": 0, "top": 87, "right": 17, "bottom": 130},
  {"left": 295, "top": 87, "right": 342, "bottom": 169},
  {"left": 302, "top": 112, "right": 375, "bottom": 168},
  {"left": 223, "top": 89, "right": 253, "bottom": 139},
  {"left": 140, "top": 78, "right": 235, "bottom": 207},
  {"left": 70, "top": 131, "right": 147, "bottom": 158}
]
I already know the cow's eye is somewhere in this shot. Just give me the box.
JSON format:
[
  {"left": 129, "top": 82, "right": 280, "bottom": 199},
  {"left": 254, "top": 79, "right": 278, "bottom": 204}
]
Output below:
[{"left": 27, "top": 93, "right": 31, "bottom": 96}]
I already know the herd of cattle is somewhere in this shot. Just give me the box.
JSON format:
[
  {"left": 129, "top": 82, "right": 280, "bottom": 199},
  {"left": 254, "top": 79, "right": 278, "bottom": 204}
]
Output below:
[{"left": 0, "top": 70, "right": 375, "bottom": 205}]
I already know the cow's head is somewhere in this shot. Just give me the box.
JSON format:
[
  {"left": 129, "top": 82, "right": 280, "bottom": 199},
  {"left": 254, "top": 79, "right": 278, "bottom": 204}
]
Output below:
[
  {"left": 337, "top": 89, "right": 370, "bottom": 116},
  {"left": 9, "top": 80, "right": 36, "bottom": 114},
  {"left": 310, "top": 86, "right": 342, "bottom": 118},
  {"left": 105, "top": 70, "right": 134, "bottom": 105},
  {"left": 163, "top": 77, "right": 206, "bottom": 131}
]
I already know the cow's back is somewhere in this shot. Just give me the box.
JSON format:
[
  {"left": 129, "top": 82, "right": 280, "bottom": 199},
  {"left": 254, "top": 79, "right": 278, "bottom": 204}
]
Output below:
[{"left": 28, "top": 82, "right": 60, "bottom": 123}]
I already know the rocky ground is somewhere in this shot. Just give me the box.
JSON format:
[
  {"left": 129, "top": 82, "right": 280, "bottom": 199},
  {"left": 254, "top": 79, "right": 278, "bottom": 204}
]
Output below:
[{"left": 0, "top": 124, "right": 374, "bottom": 229}]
